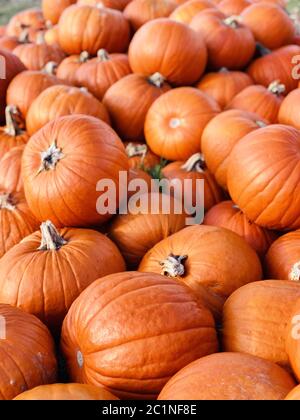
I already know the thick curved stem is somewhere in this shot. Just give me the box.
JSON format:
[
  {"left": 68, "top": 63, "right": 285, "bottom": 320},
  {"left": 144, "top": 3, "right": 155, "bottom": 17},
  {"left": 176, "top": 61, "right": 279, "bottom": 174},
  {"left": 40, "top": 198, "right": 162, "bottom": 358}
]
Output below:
[
  {"left": 0, "top": 193, "right": 15, "bottom": 211},
  {"left": 160, "top": 254, "right": 188, "bottom": 278},
  {"left": 43, "top": 61, "right": 58, "bottom": 75},
  {"left": 181, "top": 153, "right": 206, "bottom": 173},
  {"left": 79, "top": 51, "right": 90, "bottom": 63},
  {"left": 256, "top": 120, "right": 267, "bottom": 128},
  {"left": 289, "top": 262, "right": 300, "bottom": 282},
  {"left": 223, "top": 15, "right": 242, "bottom": 28},
  {"left": 125, "top": 143, "right": 148, "bottom": 159},
  {"left": 38, "top": 142, "right": 64, "bottom": 174},
  {"left": 148, "top": 72, "right": 165, "bottom": 88},
  {"left": 5, "top": 105, "right": 23, "bottom": 137},
  {"left": 38, "top": 221, "right": 67, "bottom": 251},
  {"left": 97, "top": 49, "right": 110, "bottom": 62},
  {"left": 268, "top": 80, "right": 286, "bottom": 96}
]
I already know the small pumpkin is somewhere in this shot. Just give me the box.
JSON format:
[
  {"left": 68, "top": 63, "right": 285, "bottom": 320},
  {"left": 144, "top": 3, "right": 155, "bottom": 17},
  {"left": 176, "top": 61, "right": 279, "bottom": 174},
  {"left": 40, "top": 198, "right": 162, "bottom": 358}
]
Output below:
[
  {"left": 285, "top": 385, "right": 300, "bottom": 401},
  {"left": 158, "top": 353, "right": 296, "bottom": 400},
  {"left": 125, "top": 142, "right": 161, "bottom": 171},
  {"left": 61, "top": 271, "right": 218, "bottom": 399},
  {"left": 145, "top": 87, "right": 220, "bottom": 161},
  {"left": 0, "top": 304, "right": 57, "bottom": 400},
  {"left": 26, "top": 85, "right": 110, "bottom": 135},
  {"left": 170, "top": 0, "right": 216, "bottom": 23},
  {"left": 42, "top": 0, "right": 77, "bottom": 25},
  {"left": 6, "top": 8, "right": 46, "bottom": 38},
  {"left": 44, "top": 25, "right": 60, "bottom": 47},
  {"left": 222, "top": 280, "right": 300, "bottom": 369},
  {"left": 196, "top": 68, "right": 253, "bottom": 109},
  {"left": 227, "top": 125, "right": 300, "bottom": 230},
  {"left": 217, "top": 0, "right": 252, "bottom": 15},
  {"left": 0, "top": 146, "right": 24, "bottom": 193},
  {"left": 265, "top": 230, "right": 300, "bottom": 282},
  {"left": 201, "top": 109, "right": 267, "bottom": 190},
  {"left": 0, "top": 106, "right": 29, "bottom": 160},
  {"left": 286, "top": 298, "right": 300, "bottom": 381},
  {"left": 139, "top": 225, "right": 262, "bottom": 318},
  {"left": 278, "top": 88, "right": 300, "bottom": 130},
  {"left": 56, "top": 52, "right": 90, "bottom": 85},
  {"left": 128, "top": 18, "right": 208, "bottom": 86}
]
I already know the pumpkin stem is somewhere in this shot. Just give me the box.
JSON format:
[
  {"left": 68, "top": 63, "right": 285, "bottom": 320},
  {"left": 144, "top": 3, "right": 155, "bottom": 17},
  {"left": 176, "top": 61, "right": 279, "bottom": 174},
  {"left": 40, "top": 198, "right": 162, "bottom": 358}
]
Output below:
[
  {"left": 79, "top": 51, "right": 90, "bottom": 63},
  {"left": 181, "top": 153, "right": 206, "bottom": 173},
  {"left": 4, "top": 105, "right": 23, "bottom": 137},
  {"left": 125, "top": 143, "right": 148, "bottom": 160},
  {"left": 97, "top": 49, "right": 110, "bottom": 62},
  {"left": 36, "top": 31, "right": 45, "bottom": 45},
  {"left": 38, "top": 141, "right": 64, "bottom": 174},
  {"left": 38, "top": 221, "right": 67, "bottom": 251},
  {"left": 289, "top": 262, "right": 300, "bottom": 282},
  {"left": 256, "top": 120, "right": 267, "bottom": 128},
  {"left": 223, "top": 15, "right": 242, "bottom": 28},
  {"left": 46, "top": 20, "right": 53, "bottom": 30},
  {"left": 148, "top": 72, "right": 165, "bottom": 88},
  {"left": 232, "top": 203, "right": 240, "bottom": 210},
  {"left": 160, "top": 254, "right": 188, "bottom": 278},
  {"left": 268, "top": 80, "right": 286, "bottom": 95},
  {"left": 43, "top": 61, "right": 58, "bottom": 75},
  {"left": 18, "top": 28, "right": 30, "bottom": 43},
  {"left": 0, "top": 193, "right": 15, "bottom": 211},
  {"left": 219, "top": 67, "right": 229, "bottom": 73}
]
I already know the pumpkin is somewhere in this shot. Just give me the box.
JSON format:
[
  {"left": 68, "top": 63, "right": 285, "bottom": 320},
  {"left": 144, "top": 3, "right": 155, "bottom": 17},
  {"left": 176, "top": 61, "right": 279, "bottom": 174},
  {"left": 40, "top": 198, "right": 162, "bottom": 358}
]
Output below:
[
  {"left": 26, "top": 85, "right": 110, "bottom": 136},
  {"left": 56, "top": 52, "right": 90, "bottom": 85},
  {"left": 14, "top": 383, "right": 119, "bottom": 401},
  {"left": 170, "top": 0, "right": 216, "bottom": 23},
  {"left": 109, "top": 193, "right": 187, "bottom": 267},
  {"left": 13, "top": 40, "right": 65, "bottom": 71},
  {"left": 201, "top": 109, "right": 267, "bottom": 190},
  {"left": 42, "top": 0, "right": 77, "bottom": 25},
  {"left": 78, "top": 0, "right": 132, "bottom": 10},
  {"left": 103, "top": 73, "right": 171, "bottom": 141},
  {"left": 145, "top": 87, "right": 220, "bottom": 161},
  {"left": 247, "top": 45, "right": 300, "bottom": 94},
  {"left": 0, "top": 220, "right": 125, "bottom": 334},
  {"left": 22, "top": 115, "right": 129, "bottom": 227},
  {"left": 61, "top": 271, "right": 218, "bottom": 399},
  {"left": 124, "top": 0, "right": 177, "bottom": 31},
  {"left": 76, "top": 50, "right": 131, "bottom": 101},
  {"left": 58, "top": 5, "right": 130, "bottom": 55},
  {"left": 0, "top": 106, "right": 29, "bottom": 160},
  {"left": 285, "top": 385, "right": 300, "bottom": 400},
  {"left": 278, "top": 88, "right": 300, "bottom": 130},
  {"left": 6, "top": 8, "right": 46, "bottom": 38},
  {"left": 227, "top": 125, "right": 300, "bottom": 230},
  {"left": 286, "top": 298, "right": 300, "bottom": 381},
  {"left": 190, "top": 9, "right": 255, "bottom": 70},
  {"left": 125, "top": 142, "right": 160, "bottom": 171},
  {"left": 0, "top": 49, "right": 26, "bottom": 124},
  {"left": 241, "top": 3, "right": 295, "bottom": 50},
  {"left": 196, "top": 68, "right": 253, "bottom": 109},
  {"left": 226, "top": 81, "right": 285, "bottom": 123},
  {"left": 158, "top": 353, "right": 296, "bottom": 400},
  {"left": 204, "top": 201, "right": 276, "bottom": 257},
  {"left": 128, "top": 18, "right": 207, "bottom": 86},
  {"left": 0, "top": 35, "right": 21, "bottom": 52},
  {"left": 265, "top": 230, "right": 300, "bottom": 282},
  {"left": 0, "top": 304, "right": 57, "bottom": 400},
  {"left": 0, "top": 146, "right": 24, "bottom": 193},
  {"left": 127, "top": 168, "right": 153, "bottom": 198},
  {"left": 222, "top": 280, "right": 300, "bottom": 369},
  {"left": 217, "top": 0, "right": 252, "bottom": 15},
  {"left": 44, "top": 25, "right": 60, "bottom": 47},
  {"left": 6, "top": 65, "right": 63, "bottom": 119},
  {"left": 162, "top": 153, "right": 223, "bottom": 210},
  {"left": 139, "top": 225, "right": 262, "bottom": 318}
]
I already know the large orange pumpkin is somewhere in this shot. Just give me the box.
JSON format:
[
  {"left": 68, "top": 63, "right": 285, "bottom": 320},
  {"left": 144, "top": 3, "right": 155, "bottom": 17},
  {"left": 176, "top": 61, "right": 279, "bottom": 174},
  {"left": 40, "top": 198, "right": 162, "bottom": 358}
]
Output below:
[
  {"left": 278, "top": 88, "right": 300, "bottom": 130},
  {"left": 13, "top": 41, "right": 65, "bottom": 71},
  {"left": 61, "top": 271, "right": 218, "bottom": 399},
  {"left": 227, "top": 125, "right": 300, "bottom": 230},
  {"left": 56, "top": 52, "right": 90, "bottom": 85},
  {"left": 265, "top": 230, "right": 300, "bottom": 282},
  {"left": 285, "top": 385, "right": 300, "bottom": 400},
  {"left": 222, "top": 280, "right": 300, "bottom": 369},
  {"left": 0, "top": 221, "right": 125, "bottom": 334},
  {"left": 0, "top": 146, "right": 24, "bottom": 193},
  {"left": 286, "top": 298, "right": 300, "bottom": 381},
  {"left": 6, "top": 8, "right": 46, "bottom": 38},
  {"left": 26, "top": 85, "right": 110, "bottom": 135},
  {"left": 0, "top": 106, "right": 29, "bottom": 160},
  {"left": 78, "top": 0, "right": 132, "bottom": 10},
  {"left": 103, "top": 73, "right": 171, "bottom": 141},
  {"left": 125, "top": 142, "right": 160, "bottom": 171},
  {"left": 217, "top": 0, "right": 252, "bottom": 15},
  {"left": 128, "top": 18, "right": 207, "bottom": 86},
  {"left": 58, "top": 5, "right": 130, "bottom": 55},
  {"left": 170, "top": 0, "right": 216, "bottom": 23},
  {"left": 158, "top": 352, "right": 296, "bottom": 400},
  {"left": 139, "top": 225, "right": 262, "bottom": 318},
  {"left": 42, "top": 0, "right": 77, "bottom": 25},
  {"left": 201, "top": 109, "right": 267, "bottom": 190},
  {"left": 145, "top": 87, "right": 220, "bottom": 161},
  {"left": 22, "top": 115, "right": 129, "bottom": 227},
  {"left": 0, "top": 304, "right": 57, "bottom": 400}
]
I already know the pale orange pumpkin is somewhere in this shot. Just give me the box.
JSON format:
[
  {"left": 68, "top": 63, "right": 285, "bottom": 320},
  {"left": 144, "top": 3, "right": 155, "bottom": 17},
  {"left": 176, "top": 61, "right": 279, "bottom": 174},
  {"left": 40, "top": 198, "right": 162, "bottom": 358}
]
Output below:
[
  {"left": 278, "top": 88, "right": 300, "bottom": 130},
  {"left": 0, "top": 146, "right": 24, "bottom": 193},
  {"left": 170, "top": 0, "right": 216, "bottom": 23}
]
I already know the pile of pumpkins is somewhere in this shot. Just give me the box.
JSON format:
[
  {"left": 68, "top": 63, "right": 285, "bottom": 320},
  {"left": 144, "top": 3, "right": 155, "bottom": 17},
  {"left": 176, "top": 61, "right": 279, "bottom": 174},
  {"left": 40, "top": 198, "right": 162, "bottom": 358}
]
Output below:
[{"left": 0, "top": 0, "right": 300, "bottom": 401}]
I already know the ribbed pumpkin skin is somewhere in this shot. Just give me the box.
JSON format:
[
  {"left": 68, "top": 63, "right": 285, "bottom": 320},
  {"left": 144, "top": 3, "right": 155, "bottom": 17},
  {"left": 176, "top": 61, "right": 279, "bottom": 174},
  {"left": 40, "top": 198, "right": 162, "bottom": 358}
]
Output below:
[
  {"left": 42, "top": 0, "right": 76, "bottom": 25},
  {"left": 278, "top": 88, "right": 300, "bottom": 130},
  {"left": 0, "top": 227, "right": 125, "bottom": 334},
  {"left": 44, "top": 25, "right": 60, "bottom": 47},
  {"left": 201, "top": 109, "right": 267, "bottom": 190},
  {"left": 204, "top": 201, "right": 276, "bottom": 258},
  {"left": 56, "top": 54, "right": 85, "bottom": 85},
  {"left": 6, "top": 8, "right": 45, "bottom": 37},
  {"left": 58, "top": 5, "right": 130, "bottom": 55},
  {"left": 265, "top": 231, "right": 300, "bottom": 282},
  {"left": 128, "top": 18, "right": 208, "bottom": 86},
  {"left": 139, "top": 225, "right": 262, "bottom": 318},
  {"left": 196, "top": 69, "right": 253, "bottom": 109},
  {"left": 227, "top": 125, "right": 300, "bottom": 230},
  {"left": 26, "top": 85, "right": 110, "bottom": 135},
  {"left": 22, "top": 115, "right": 129, "bottom": 227},
  {"left": 61, "top": 272, "right": 218, "bottom": 400},
  {"left": 222, "top": 281, "right": 300, "bottom": 369},
  {"left": 226, "top": 84, "right": 284, "bottom": 123},
  {"left": 78, "top": 0, "right": 132, "bottom": 10},
  {"left": 158, "top": 353, "right": 296, "bottom": 400},
  {"left": 14, "top": 383, "right": 119, "bottom": 400},
  {"left": 145, "top": 87, "right": 220, "bottom": 161},
  {"left": 170, "top": 0, "right": 216, "bottom": 23},
  {"left": 0, "top": 127, "right": 29, "bottom": 161},
  {"left": 0, "top": 304, "right": 57, "bottom": 400},
  {"left": 0, "top": 146, "right": 24, "bottom": 193},
  {"left": 285, "top": 385, "right": 300, "bottom": 400},
  {"left": 217, "top": 0, "right": 252, "bottom": 15},
  {"left": 286, "top": 298, "right": 300, "bottom": 381},
  {"left": 109, "top": 193, "right": 187, "bottom": 267},
  {"left": 103, "top": 74, "right": 171, "bottom": 141},
  {"left": 13, "top": 43, "right": 65, "bottom": 71}
]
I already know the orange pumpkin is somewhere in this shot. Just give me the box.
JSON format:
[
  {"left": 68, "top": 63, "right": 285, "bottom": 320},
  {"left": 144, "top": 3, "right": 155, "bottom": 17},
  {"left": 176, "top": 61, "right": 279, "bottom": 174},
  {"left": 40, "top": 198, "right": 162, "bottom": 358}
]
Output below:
[
  {"left": 127, "top": 168, "right": 153, "bottom": 198},
  {"left": 286, "top": 298, "right": 300, "bottom": 381},
  {"left": 227, "top": 125, "right": 300, "bottom": 230},
  {"left": 285, "top": 385, "right": 300, "bottom": 400},
  {"left": 128, "top": 18, "right": 207, "bottom": 86},
  {"left": 265, "top": 230, "right": 300, "bottom": 282},
  {"left": 196, "top": 68, "right": 253, "bottom": 109},
  {"left": 158, "top": 353, "right": 296, "bottom": 400},
  {"left": 42, "top": 0, "right": 77, "bottom": 25},
  {"left": 0, "top": 146, "right": 24, "bottom": 193},
  {"left": 6, "top": 8, "right": 46, "bottom": 38},
  {"left": 78, "top": 0, "right": 132, "bottom": 10},
  {"left": 139, "top": 225, "right": 262, "bottom": 318},
  {"left": 56, "top": 52, "right": 90, "bottom": 85},
  {"left": 201, "top": 109, "right": 267, "bottom": 190},
  {"left": 0, "top": 35, "right": 21, "bottom": 52},
  {"left": 125, "top": 142, "right": 161, "bottom": 171},
  {"left": 0, "top": 106, "right": 29, "bottom": 160},
  {"left": 170, "top": 0, "right": 216, "bottom": 23},
  {"left": 145, "top": 87, "right": 220, "bottom": 161},
  {"left": 13, "top": 41, "right": 65, "bottom": 71},
  {"left": 44, "top": 25, "right": 60, "bottom": 47},
  {"left": 217, "top": 0, "right": 252, "bottom": 15},
  {"left": 61, "top": 271, "right": 218, "bottom": 399},
  {"left": 278, "top": 88, "right": 300, "bottom": 130}
]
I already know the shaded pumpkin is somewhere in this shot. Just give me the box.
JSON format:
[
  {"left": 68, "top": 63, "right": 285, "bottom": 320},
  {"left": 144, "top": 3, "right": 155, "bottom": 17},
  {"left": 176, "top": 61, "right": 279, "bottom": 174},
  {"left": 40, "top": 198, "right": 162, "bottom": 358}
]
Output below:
[
  {"left": 42, "top": 0, "right": 77, "bottom": 25},
  {"left": 139, "top": 225, "right": 262, "bottom": 319},
  {"left": 285, "top": 385, "right": 300, "bottom": 400},
  {"left": 44, "top": 25, "right": 60, "bottom": 47},
  {"left": 278, "top": 88, "right": 300, "bottom": 130},
  {"left": 145, "top": 87, "right": 220, "bottom": 161},
  {"left": 125, "top": 142, "right": 161, "bottom": 171},
  {"left": 61, "top": 271, "right": 218, "bottom": 399},
  {"left": 170, "top": 0, "right": 216, "bottom": 23},
  {"left": 6, "top": 8, "right": 46, "bottom": 38},
  {"left": 217, "top": 0, "right": 252, "bottom": 15},
  {"left": 56, "top": 52, "right": 90, "bottom": 85},
  {"left": 285, "top": 298, "right": 300, "bottom": 381},
  {"left": 0, "top": 146, "right": 24, "bottom": 193},
  {"left": 0, "top": 35, "right": 21, "bottom": 51},
  {"left": 0, "top": 106, "right": 29, "bottom": 160}
]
